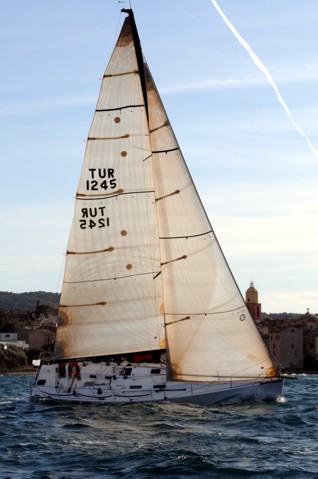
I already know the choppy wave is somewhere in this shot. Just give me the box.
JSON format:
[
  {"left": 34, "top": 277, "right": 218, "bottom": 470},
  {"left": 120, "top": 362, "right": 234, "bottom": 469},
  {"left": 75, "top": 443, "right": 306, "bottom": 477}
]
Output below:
[{"left": 1, "top": 375, "right": 318, "bottom": 478}]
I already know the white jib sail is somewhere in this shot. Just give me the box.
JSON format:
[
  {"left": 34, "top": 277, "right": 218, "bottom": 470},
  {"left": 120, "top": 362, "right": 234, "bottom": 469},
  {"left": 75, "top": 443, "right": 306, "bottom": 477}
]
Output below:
[{"left": 145, "top": 53, "right": 277, "bottom": 382}]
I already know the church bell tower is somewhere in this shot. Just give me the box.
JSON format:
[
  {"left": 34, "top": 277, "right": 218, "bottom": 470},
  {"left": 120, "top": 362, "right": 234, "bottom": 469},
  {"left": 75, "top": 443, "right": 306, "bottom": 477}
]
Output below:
[{"left": 245, "top": 281, "right": 262, "bottom": 321}]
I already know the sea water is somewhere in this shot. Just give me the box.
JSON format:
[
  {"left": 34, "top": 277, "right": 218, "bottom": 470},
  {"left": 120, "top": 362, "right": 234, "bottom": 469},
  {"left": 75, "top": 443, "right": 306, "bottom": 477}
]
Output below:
[{"left": 0, "top": 374, "right": 317, "bottom": 478}]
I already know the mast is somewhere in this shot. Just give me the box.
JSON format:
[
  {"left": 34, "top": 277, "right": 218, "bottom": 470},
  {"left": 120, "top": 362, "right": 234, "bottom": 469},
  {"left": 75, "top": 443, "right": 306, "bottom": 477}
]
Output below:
[{"left": 121, "top": 9, "right": 148, "bottom": 118}]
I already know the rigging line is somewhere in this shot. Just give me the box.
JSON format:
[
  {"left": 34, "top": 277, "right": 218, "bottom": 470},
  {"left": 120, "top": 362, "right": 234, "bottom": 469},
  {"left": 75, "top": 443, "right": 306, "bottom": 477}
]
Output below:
[
  {"left": 118, "top": 0, "right": 131, "bottom": 8},
  {"left": 55, "top": 253, "right": 66, "bottom": 293},
  {"left": 63, "top": 269, "right": 161, "bottom": 285},
  {"left": 159, "top": 229, "right": 213, "bottom": 240},
  {"left": 113, "top": 9, "right": 123, "bottom": 50},
  {"left": 210, "top": 0, "right": 318, "bottom": 157},
  {"left": 96, "top": 104, "right": 144, "bottom": 112}
]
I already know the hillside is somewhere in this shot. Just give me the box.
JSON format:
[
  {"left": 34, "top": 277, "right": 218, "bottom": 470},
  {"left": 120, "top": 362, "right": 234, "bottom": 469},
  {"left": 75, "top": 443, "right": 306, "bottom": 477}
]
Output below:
[
  {"left": 0, "top": 344, "right": 29, "bottom": 372},
  {"left": 0, "top": 291, "right": 60, "bottom": 311}
]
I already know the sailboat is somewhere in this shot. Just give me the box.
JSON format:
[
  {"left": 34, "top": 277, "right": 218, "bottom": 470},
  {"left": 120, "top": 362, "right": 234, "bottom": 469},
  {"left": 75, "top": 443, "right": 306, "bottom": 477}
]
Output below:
[{"left": 31, "top": 9, "right": 283, "bottom": 405}]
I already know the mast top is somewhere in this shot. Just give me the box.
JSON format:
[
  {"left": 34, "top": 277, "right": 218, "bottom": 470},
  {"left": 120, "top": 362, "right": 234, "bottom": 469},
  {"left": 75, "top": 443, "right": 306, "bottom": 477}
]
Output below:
[
  {"left": 121, "top": 8, "right": 133, "bottom": 16},
  {"left": 120, "top": 7, "right": 148, "bottom": 119}
]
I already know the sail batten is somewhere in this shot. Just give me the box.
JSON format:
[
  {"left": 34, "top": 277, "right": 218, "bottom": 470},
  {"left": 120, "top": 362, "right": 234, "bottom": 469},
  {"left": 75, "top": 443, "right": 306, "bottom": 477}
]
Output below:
[
  {"left": 88, "top": 135, "right": 130, "bottom": 140},
  {"left": 76, "top": 189, "right": 153, "bottom": 199},
  {"left": 159, "top": 229, "right": 213, "bottom": 240},
  {"left": 165, "top": 306, "right": 247, "bottom": 316},
  {"left": 60, "top": 302, "right": 107, "bottom": 308},
  {"left": 67, "top": 247, "right": 114, "bottom": 255},
  {"left": 64, "top": 270, "right": 161, "bottom": 284},
  {"left": 96, "top": 104, "right": 145, "bottom": 112},
  {"left": 152, "top": 147, "right": 180, "bottom": 154},
  {"left": 103, "top": 70, "right": 139, "bottom": 78}
]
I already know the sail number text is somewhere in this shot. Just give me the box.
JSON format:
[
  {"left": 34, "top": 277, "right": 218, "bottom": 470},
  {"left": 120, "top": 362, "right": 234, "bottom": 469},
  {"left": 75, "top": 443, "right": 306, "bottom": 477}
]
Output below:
[
  {"left": 86, "top": 168, "right": 117, "bottom": 191},
  {"left": 79, "top": 169, "right": 115, "bottom": 229},
  {"left": 79, "top": 207, "right": 110, "bottom": 230}
]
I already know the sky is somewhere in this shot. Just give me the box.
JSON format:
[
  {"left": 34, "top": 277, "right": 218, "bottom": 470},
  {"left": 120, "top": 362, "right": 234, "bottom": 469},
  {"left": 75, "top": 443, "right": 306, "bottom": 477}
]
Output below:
[{"left": 0, "top": 0, "right": 317, "bottom": 313}]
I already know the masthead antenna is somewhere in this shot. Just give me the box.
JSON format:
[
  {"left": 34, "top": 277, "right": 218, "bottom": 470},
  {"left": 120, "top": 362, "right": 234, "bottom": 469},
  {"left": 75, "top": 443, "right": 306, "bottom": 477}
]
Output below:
[{"left": 118, "top": 0, "right": 132, "bottom": 8}]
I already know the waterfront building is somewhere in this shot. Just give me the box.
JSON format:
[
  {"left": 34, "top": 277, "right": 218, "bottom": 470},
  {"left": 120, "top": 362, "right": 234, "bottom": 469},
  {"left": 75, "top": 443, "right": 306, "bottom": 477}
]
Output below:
[{"left": 268, "top": 327, "right": 303, "bottom": 369}]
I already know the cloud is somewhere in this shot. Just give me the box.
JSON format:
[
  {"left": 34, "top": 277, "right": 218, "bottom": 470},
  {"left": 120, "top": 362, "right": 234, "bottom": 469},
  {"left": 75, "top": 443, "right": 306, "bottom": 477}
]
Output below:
[
  {"left": 160, "top": 76, "right": 261, "bottom": 94},
  {"left": 203, "top": 182, "right": 318, "bottom": 265}
]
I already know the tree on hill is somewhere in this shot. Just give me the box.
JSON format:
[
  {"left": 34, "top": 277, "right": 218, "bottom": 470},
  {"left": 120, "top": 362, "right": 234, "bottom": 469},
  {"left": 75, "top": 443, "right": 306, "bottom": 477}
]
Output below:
[
  {"left": 0, "top": 344, "right": 28, "bottom": 371},
  {"left": 0, "top": 291, "right": 60, "bottom": 311}
]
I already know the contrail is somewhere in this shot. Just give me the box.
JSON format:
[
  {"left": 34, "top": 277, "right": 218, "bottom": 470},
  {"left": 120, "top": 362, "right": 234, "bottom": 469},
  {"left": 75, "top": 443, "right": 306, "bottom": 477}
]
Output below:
[{"left": 210, "top": 0, "right": 318, "bottom": 157}]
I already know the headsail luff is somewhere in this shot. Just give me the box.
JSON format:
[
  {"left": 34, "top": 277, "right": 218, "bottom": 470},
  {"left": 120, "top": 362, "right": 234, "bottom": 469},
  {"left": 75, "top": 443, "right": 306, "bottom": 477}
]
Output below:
[{"left": 55, "top": 9, "right": 278, "bottom": 383}]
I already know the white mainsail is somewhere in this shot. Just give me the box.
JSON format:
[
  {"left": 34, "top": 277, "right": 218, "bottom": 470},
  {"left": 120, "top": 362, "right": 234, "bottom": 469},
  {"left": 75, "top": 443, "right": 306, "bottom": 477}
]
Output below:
[
  {"left": 56, "top": 17, "right": 165, "bottom": 359},
  {"left": 55, "top": 11, "right": 277, "bottom": 383}
]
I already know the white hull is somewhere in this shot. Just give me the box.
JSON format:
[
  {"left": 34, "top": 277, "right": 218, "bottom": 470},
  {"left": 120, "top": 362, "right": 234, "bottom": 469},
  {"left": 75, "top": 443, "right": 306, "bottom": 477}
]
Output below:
[{"left": 31, "top": 360, "right": 283, "bottom": 406}]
